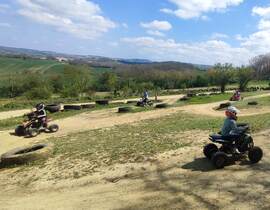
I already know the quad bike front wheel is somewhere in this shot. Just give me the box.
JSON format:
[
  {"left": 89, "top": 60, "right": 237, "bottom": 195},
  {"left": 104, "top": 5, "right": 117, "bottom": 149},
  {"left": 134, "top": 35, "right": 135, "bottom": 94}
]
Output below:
[
  {"left": 248, "top": 146, "right": 263, "bottom": 163},
  {"left": 27, "top": 128, "right": 39, "bottom": 138},
  {"left": 48, "top": 124, "right": 59, "bottom": 133},
  {"left": 203, "top": 143, "right": 218, "bottom": 159},
  {"left": 15, "top": 125, "right": 26, "bottom": 136},
  {"left": 211, "top": 152, "right": 228, "bottom": 169}
]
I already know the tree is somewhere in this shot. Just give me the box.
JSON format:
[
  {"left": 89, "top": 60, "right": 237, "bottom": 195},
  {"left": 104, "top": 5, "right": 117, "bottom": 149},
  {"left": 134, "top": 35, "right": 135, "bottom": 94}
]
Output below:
[
  {"left": 250, "top": 54, "right": 270, "bottom": 79},
  {"left": 210, "top": 63, "right": 234, "bottom": 93},
  {"left": 236, "top": 67, "right": 254, "bottom": 91},
  {"left": 61, "top": 65, "right": 91, "bottom": 97},
  {"left": 99, "top": 72, "right": 118, "bottom": 91}
]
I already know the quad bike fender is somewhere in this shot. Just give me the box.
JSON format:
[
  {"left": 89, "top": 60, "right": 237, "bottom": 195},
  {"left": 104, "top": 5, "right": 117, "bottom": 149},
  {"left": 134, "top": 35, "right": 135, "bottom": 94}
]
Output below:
[{"left": 239, "top": 135, "right": 254, "bottom": 152}]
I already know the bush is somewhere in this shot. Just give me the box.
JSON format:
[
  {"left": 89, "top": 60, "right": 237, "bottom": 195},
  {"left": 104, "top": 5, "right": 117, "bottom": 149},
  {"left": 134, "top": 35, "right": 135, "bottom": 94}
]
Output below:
[{"left": 24, "top": 87, "right": 52, "bottom": 100}]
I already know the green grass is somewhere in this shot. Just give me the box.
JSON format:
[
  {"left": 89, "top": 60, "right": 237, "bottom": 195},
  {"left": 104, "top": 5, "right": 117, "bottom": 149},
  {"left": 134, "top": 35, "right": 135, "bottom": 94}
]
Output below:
[
  {"left": 175, "top": 91, "right": 266, "bottom": 106},
  {"left": 0, "top": 57, "right": 66, "bottom": 74},
  {"left": 234, "top": 96, "right": 270, "bottom": 109}
]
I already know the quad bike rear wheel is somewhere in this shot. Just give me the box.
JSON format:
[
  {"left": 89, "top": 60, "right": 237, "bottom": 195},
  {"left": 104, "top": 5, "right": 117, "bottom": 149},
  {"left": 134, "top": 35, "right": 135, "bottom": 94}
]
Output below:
[
  {"left": 248, "top": 146, "right": 263, "bottom": 163},
  {"left": 48, "top": 124, "right": 59, "bottom": 133},
  {"left": 27, "top": 128, "right": 39, "bottom": 138},
  {"left": 203, "top": 143, "right": 218, "bottom": 159},
  {"left": 211, "top": 152, "right": 228, "bottom": 169}
]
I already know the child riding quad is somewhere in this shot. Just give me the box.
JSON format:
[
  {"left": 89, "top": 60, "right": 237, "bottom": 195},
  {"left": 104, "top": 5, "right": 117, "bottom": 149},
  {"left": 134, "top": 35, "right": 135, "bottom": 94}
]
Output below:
[
  {"left": 230, "top": 90, "right": 242, "bottom": 101},
  {"left": 203, "top": 106, "right": 263, "bottom": 169},
  {"left": 15, "top": 103, "right": 59, "bottom": 137},
  {"left": 137, "top": 90, "right": 153, "bottom": 107}
]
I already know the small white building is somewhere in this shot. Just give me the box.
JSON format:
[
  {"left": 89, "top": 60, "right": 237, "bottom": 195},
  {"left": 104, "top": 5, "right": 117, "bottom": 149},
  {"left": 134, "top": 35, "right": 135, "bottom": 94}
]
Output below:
[{"left": 56, "top": 57, "right": 69, "bottom": 62}]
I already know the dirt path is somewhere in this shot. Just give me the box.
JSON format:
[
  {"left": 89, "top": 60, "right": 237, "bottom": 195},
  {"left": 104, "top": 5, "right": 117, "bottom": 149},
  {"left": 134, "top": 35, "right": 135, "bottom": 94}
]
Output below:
[
  {"left": 0, "top": 129, "right": 269, "bottom": 210},
  {"left": 0, "top": 109, "right": 31, "bottom": 120},
  {"left": 1, "top": 93, "right": 270, "bottom": 156}
]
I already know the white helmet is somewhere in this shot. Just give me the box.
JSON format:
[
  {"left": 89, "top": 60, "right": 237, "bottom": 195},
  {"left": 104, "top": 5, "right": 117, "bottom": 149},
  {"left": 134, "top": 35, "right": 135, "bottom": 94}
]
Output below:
[{"left": 227, "top": 106, "right": 240, "bottom": 114}]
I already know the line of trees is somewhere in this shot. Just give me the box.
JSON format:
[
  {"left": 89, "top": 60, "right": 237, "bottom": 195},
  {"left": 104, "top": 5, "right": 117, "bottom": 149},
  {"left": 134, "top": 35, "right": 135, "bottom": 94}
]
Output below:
[{"left": 0, "top": 61, "right": 262, "bottom": 100}]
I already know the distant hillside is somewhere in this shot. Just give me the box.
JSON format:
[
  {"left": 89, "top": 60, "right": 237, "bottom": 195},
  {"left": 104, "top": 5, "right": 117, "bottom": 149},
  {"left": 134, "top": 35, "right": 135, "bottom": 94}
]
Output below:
[
  {"left": 0, "top": 56, "right": 67, "bottom": 75},
  {"left": 0, "top": 45, "right": 212, "bottom": 71}
]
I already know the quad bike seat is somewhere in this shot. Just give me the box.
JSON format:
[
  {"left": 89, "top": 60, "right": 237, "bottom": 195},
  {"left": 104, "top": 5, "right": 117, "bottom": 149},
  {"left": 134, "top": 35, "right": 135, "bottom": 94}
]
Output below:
[{"left": 209, "top": 134, "right": 237, "bottom": 144}]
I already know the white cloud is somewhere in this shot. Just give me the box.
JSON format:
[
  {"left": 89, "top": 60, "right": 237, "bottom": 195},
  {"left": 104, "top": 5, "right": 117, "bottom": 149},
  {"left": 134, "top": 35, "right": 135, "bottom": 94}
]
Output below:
[
  {"left": 146, "top": 30, "right": 165, "bottom": 37},
  {"left": 0, "top": 23, "right": 12, "bottom": 28},
  {"left": 16, "top": 0, "right": 116, "bottom": 39},
  {"left": 161, "top": 0, "right": 244, "bottom": 19},
  {"left": 211, "top": 33, "right": 229, "bottom": 40},
  {"left": 239, "top": 5, "right": 270, "bottom": 55},
  {"left": 122, "top": 36, "right": 252, "bottom": 65},
  {"left": 252, "top": 6, "right": 270, "bottom": 18},
  {"left": 258, "top": 19, "right": 270, "bottom": 30},
  {"left": 240, "top": 30, "right": 270, "bottom": 55},
  {"left": 140, "top": 20, "right": 172, "bottom": 31},
  {"left": 235, "top": 34, "right": 246, "bottom": 41}
]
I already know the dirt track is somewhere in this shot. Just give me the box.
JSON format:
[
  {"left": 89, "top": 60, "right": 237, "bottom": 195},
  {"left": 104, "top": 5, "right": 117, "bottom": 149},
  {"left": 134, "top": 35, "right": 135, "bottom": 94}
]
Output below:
[
  {"left": 1, "top": 93, "right": 270, "bottom": 156},
  {"left": 1, "top": 93, "right": 270, "bottom": 209},
  {"left": 0, "top": 129, "right": 270, "bottom": 210}
]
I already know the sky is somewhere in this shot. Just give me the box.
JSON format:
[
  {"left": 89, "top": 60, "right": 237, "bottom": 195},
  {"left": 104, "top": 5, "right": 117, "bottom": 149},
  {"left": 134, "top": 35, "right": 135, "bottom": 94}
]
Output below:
[{"left": 1, "top": 0, "right": 270, "bottom": 65}]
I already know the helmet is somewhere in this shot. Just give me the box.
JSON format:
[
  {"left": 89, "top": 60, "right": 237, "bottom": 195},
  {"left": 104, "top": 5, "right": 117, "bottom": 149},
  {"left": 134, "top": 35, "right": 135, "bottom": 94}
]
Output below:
[
  {"left": 225, "top": 106, "right": 240, "bottom": 120},
  {"left": 36, "top": 103, "right": 45, "bottom": 111}
]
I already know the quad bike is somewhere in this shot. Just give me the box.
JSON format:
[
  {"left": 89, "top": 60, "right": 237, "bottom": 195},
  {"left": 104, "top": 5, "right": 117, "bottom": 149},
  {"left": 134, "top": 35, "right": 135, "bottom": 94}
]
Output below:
[
  {"left": 230, "top": 93, "right": 243, "bottom": 101},
  {"left": 203, "top": 123, "right": 263, "bottom": 169},
  {"left": 15, "top": 112, "right": 59, "bottom": 138},
  {"left": 136, "top": 98, "right": 153, "bottom": 107}
]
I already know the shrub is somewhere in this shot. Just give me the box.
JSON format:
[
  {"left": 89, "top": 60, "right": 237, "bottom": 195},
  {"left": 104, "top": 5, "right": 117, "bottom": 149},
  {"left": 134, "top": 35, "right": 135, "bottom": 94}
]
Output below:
[{"left": 24, "top": 87, "right": 52, "bottom": 100}]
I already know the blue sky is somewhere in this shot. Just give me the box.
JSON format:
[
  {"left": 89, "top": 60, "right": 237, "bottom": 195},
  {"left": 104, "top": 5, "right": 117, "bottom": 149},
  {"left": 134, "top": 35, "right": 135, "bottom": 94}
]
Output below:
[{"left": 1, "top": 0, "right": 270, "bottom": 65}]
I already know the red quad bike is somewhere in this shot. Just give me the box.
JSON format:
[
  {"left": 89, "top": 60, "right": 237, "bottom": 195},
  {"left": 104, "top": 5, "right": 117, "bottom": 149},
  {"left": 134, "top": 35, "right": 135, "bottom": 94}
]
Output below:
[
  {"left": 203, "top": 123, "right": 263, "bottom": 169},
  {"left": 15, "top": 112, "right": 59, "bottom": 138},
  {"left": 230, "top": 92, "right": 242, "bottom": 101}
]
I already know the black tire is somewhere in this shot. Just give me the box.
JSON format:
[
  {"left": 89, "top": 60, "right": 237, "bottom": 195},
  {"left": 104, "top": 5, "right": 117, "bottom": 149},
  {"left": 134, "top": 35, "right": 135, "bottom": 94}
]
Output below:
[
  {"left": 155, "top": 103, "right": 168, "bottom": 109},
  {"left": 248, "top": 146, "right": 263, "bottom": 163},
  {"left": 180, "top": 96, "right": 190, "bottom": 101},
  {"left": 27, "top": 128, "right": 39, "bottom": 137},
  {"left": 81, "top": 104, "right": 95, "bottom": 109},
  {"left": 64, "top": 105, "right": 82, "bottom": 111},
  {"left": 126, "top": 100, "right": 137, "bottom": 104},
  {"left": 45, "top": 104, "right": 61, "bottom": 113},
  {"left": 0, "top": 144, "right": 52, "bottom": 166},
  {"left": 118, "top": 107, "right": 133, "bottom": 113},
  {"left": 136, "top": 101, "right": 143, "bottom": 107},
  {"left": 187, "top": 93, "right": 196, "bottom": 97},
  {"left": 15, "top": 125, "right": 26, "bottom": 136},
  {"left": 48, "top": 124, "right": 59, "bottom": 133},
  {"left": 96, "top": 100, "right": 109, "bottom": 105},
  {"left": 211, "top": 152, "right": 228, "bottom": 169},
  {"left": 203, "top": 143, "right": 218, "bottom": 159},
  {"left": 217, "top": 102, "right": 231, "bottom": 110},
  {"left": 248, "top": 101, "right": 258, "bottom": 106}
]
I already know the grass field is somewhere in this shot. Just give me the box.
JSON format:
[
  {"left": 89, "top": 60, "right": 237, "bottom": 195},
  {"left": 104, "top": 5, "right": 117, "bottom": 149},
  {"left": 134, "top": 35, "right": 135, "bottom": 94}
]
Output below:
[
  {"left": 0, "top": 57, "right": 66, "bottom": 74},
  {"left": 234, "top": 95, "right": 270, "bottom": 109},
  {"left": 176, "top": 91, "right": 267, "bottom": 106}
]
